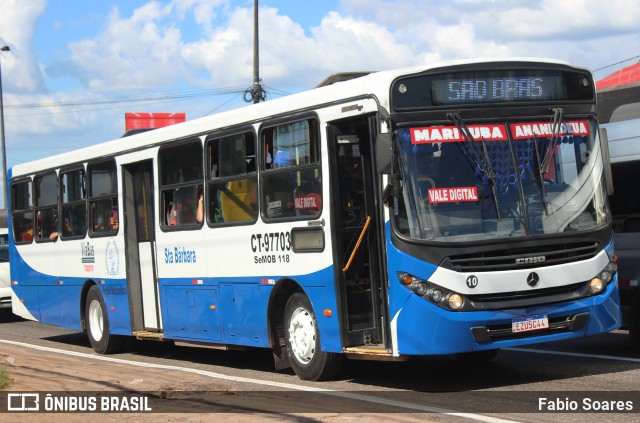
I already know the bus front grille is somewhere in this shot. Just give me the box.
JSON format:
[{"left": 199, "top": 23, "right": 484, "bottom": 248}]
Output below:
[{"left": 442, "top": 242, "right": 599, "bottom": 272}]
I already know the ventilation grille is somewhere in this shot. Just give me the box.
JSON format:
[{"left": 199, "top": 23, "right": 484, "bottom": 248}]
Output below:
[{"left": 442, "top": 242, "right": 599, "bottom": 272}]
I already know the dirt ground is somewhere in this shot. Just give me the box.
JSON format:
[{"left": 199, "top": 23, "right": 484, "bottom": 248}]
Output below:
[{"left": 0, "top": 342, "right": 438, "bottom": 422}]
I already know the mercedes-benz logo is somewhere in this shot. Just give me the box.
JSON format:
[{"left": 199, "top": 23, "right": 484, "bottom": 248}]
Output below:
[{"left": 527, "top": 272, "right": 540, "bottom": 287}]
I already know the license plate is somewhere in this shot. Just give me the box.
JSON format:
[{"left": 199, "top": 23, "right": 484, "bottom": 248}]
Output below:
[{"left": 512, "top": 314, "right": 549, "bottom": 333}]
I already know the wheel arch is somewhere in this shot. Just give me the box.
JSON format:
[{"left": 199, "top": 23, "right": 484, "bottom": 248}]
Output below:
[
  {"left": 80, "top": 280, "right": 99, "bottom": 332},
  {"left": 267, "top": 277, "right": 305, "bottom": 370}
]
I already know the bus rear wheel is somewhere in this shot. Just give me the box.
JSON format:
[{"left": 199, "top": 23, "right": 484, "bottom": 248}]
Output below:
[
  {"left": 284, "top": 293, "right": 342, "bottom": 381},
  {"left": 85, "top": 285, "right": 125, "bottom": 354}
]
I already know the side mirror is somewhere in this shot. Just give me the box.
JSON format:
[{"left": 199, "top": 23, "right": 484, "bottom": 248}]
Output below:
[
  {"left": 599, "top": 127, "right": 614, "bottom": 195},
  {"left": 376, "top": 132, "right": 392, "bottom": 174}
]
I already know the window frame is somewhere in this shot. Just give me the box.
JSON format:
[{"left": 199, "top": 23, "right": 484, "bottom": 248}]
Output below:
[
  {"left": 87, "top": 159, "right": 119, "bottom": 237},
  {"left": 260, "top": 116, "right": 322, "bottom": 222},
  {"left": 59, "top": 165, "right": 88, "bottom": 240},
  {"left": 158, "top": 138, "right": 204, "bottom": 231},
  {"left": 11, "top": 177, "right": 34, "bottom": 245},
  {"left": 204, "top": 128, "right": 258, "bottom": 227},
  {"left": 33, "top": 171, "right": 59, "bottom": 243}
]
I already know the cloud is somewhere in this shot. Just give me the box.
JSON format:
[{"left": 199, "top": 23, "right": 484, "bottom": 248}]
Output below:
[
  {"left": 338, "top": 0, "right": 639, "bottom": 69},
  {"left": 183, "top": 7, "right": 414, "bottom": 89},
  {"left": 47, "top": 3, "right": 187, "bottom": 92},
  {"left": 0, "top": 0, "right": 47, "bottom": 93},
  {"left": 480, "top": 0, "right": 640, "bottom": 41},
  {"left": 3, "top": 0, "right": 640, "bottom": 169},
  {"left": 40, "top": 0, "right": 640, "bottom": 97}
]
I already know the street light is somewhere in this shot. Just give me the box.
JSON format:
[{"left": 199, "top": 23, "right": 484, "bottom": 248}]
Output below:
[{"left": 0, "top": 45, "right": 10, "bottom": 210}]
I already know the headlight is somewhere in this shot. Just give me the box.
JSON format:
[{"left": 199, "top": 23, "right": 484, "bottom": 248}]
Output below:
[
  {"left": 415, "top": 282, "right": 428, "bottom": 296},
  {"left": 604, "top": 262, "right": 617, "bottom": 274},
  {"left": 397, "top": 272, "right": 465, "bottom": 310},
  {"left": 430, "top": 289, "right": 443, "bottom": 303},
  {"left": 588, "top": 259, "right": 618, "bottom": 296},
  {"left": 448, "top": 293, "right": 464, "bottom": 310},
  {"left": 589, "top": 277, "right": 605, "bottom": 294}
]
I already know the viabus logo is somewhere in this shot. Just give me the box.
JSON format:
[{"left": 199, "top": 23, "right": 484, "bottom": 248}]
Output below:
[{"left": 515, "top": 256, "right": 546, "bottom": 265}]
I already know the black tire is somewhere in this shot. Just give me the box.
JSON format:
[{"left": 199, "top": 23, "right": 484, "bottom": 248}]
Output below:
[
  {"left": 454, "top": 349, "right": 499, "bottom": 362},
  {"left": 284, "top": 293, "right": 343, "bottom": 381},
  {"left": 85, "top": 285, "right": 125, "bottom": 354}
]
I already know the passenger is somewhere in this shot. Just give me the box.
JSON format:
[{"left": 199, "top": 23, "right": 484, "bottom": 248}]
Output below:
[
  {"left": 168, "top": 186, "right": 203, "bottom": 225},
  {"left": 21, "top": 223, "right": 33, "bottom": 242},
  {"left": 167, "top": 202, "right": 177, "bottom": 225},
  {"left": 94, "top": 215, "right": 105, "bottom": 232},
  {"left": 196, "top": 192, "right": 204, "bottom": 223},
  {"left": 49, "top": 217, "right": 74, "bottom": 240},
  {"left": 109, "top": 208, "right": 119, "bottom": 231}
]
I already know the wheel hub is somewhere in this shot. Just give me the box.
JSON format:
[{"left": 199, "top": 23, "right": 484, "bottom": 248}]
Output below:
[
  {"left": 288, "top": 306, "right": 315, "bottom": 364},
  {"left": 88, "top": 299, "right": 104, "bottom": 342}
]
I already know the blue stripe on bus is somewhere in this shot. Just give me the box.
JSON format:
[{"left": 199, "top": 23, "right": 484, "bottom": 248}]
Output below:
[{"left": 10, "top": 251, "right": 342, "bottom": 352}]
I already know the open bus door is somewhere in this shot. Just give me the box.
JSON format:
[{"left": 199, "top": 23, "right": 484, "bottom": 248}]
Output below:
[
  {"left": 328, "top": 116, "right": 388, "bottom": 350},
  {"left": 122, "top": 160, "right": 161, "bottom": 333}
]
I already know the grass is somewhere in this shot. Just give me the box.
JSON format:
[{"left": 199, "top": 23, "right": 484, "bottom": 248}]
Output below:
[{"left": 0, "top": 367, "right": 10, "bottom": 388}]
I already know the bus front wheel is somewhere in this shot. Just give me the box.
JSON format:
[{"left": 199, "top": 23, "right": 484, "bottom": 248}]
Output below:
[
  {"left": 284, "top": 293, "right": 342, "bottom": 381},
  {"left": 85, "top": 285, "right": 125, "bottom": 354}
]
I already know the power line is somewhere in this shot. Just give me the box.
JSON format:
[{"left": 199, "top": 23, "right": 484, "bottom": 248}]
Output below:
[
  {"left": 594, "top": 54, "right": 640, "bottom": 72},
  {"left": 201, "top": 92, "right": 244, "bottom": 117},
  {"left": 4, "top": 86, "right": 248, "bottom": 110}
]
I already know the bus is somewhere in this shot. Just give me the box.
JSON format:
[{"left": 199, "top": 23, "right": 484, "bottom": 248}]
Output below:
[
  {"left": 598, "top": 80, "right": 640, "bottom": 348},
  {"left": 0, "top": 210, "right": 10, "bottom": 310},
  {"left": 9, "top": 58, "right": 621, "bottom": 380}
]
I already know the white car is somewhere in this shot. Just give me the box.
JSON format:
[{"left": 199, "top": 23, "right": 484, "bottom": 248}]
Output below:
[{"left": 0, "top": 228, "right": 10, "bottom": 309}]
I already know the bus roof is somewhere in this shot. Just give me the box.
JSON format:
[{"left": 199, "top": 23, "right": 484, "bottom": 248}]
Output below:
[{"left": 11, "top": 57, "right": 579, "bottom": 177}]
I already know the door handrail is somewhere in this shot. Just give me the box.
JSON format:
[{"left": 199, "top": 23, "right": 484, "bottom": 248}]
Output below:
[{"left": 342, "top": 215, "right": 371, "bottom": 272}]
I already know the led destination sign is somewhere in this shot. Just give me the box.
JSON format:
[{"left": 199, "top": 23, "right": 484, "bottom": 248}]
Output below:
[
  {"left": 443, "top": 76, "right": 545, "bottom": 103},
  {"left": 393, "top": 68, "right": 594, "bottom": 109}
]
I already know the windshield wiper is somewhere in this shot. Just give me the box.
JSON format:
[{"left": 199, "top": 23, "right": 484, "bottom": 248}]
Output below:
[
  {"left": 531, "top": 133, "right": 550, "bottom": 215},
  {"left": 541, "top": 107, "right": 564, "bottom": 174},
  {"left": 534, "top": 107, "right": 564, "bottom": 216},
  {"left": 447, "top": 112, "right": 501, "bottom": 220}
]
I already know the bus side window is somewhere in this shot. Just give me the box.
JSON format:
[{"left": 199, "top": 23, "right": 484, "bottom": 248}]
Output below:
[
  {"left": 159, "top": 139, "right": 203, "bottom": 229},
  {"left": 205, "top": 131, "right": 257, "bottom": 225},
  {"left": 11, "top": 180, "right": 34, "bottom": 244},
  {"left": 34, "top": 172, "right": 58, "bottom": 242},
  {"left": 261, "top": 119, "right": 321, "bottom": 220},
  {"left": 88, "top": 159, "right": 119, "bottom": 236},
  {"left": 60, "top": 168, "right": 87, "bottom": 239}
]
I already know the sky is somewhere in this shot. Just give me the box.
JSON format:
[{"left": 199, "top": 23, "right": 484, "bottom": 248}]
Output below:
[{"left": 0, "top": 0, "right": 638, "bottom": 206}]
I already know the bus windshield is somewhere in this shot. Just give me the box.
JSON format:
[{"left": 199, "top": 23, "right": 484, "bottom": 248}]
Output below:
[{"left": 394, "top": 117, "right": 611, "bottom": 242}]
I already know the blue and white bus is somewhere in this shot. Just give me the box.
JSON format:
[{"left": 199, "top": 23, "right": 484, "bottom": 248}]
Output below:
[
  {"left": 9, "top": 58, "right": 621, "bottom": 380},
  {"left": 598, "top": 80, "right": 640, "bottom": 348}
]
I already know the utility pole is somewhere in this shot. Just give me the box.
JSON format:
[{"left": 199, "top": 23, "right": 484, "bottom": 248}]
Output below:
[
  {"left": 245, "top": 0, "right": 265, "bottom": 103},
  {"left": 252, "top": 0, "right": 262, "bottom": 103},
  {"left": 0, "top": 46, "right": 10, "bottom": 210}
]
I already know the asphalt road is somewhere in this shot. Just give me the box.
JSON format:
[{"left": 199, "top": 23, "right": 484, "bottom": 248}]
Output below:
[{"left": 0, "top": 310, "right": 639, "bottom": 422}]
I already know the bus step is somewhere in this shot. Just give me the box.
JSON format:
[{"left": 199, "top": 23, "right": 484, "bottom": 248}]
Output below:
[
  {"left": 344, "top": 346, "right": 407, "bottom": 361},
  {"left": 133, "top": 331, "right": 166, "bottom": 341}
]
